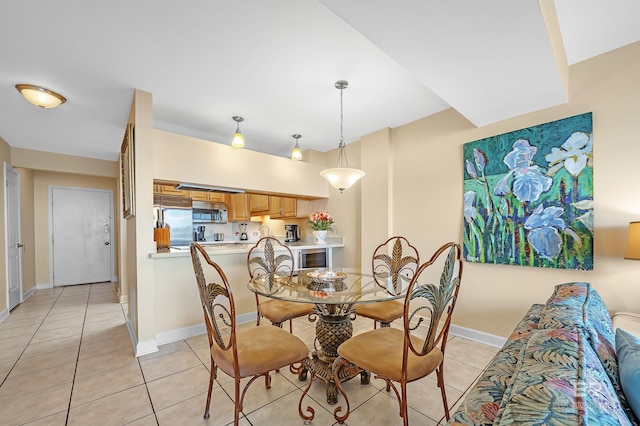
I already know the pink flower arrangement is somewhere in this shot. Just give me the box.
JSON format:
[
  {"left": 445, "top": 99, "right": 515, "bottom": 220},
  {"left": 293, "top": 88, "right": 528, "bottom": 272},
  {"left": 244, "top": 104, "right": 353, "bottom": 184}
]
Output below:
[{"left": 308, "top": 211, "right": 334, "bottom": 231}]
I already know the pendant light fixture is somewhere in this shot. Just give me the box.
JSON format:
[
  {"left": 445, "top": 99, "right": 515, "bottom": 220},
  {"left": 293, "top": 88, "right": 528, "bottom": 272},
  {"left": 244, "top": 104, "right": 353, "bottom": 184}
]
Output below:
[
  {"left": 15, "top": 84, "right": 66, "bottom": 109},
  {"left": 320, "top": 80, "right": 365, "bottom": 193},
  {"left": 290, "top": 134, "right": 303, "bottom": 161},
  {"left": 231, "top": 116, "right": 245, "bottom": 148}
]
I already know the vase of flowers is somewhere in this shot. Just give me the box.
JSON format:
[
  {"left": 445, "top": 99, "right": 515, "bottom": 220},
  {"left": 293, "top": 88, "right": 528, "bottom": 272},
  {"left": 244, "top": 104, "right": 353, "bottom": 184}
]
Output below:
[{"left": 309, "top": 211, "right": 333, "bottom": 244}]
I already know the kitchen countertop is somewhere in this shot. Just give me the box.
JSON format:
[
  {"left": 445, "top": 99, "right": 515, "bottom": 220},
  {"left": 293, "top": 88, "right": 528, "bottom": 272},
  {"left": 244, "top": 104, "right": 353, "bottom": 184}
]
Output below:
[{"left": 150, "top": 238, "right": 344, "bottom": 258}]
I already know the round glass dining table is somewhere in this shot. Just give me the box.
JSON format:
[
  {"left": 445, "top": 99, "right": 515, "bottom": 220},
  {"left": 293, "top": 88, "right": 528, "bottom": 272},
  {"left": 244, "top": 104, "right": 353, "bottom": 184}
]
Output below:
[{"left": 247, "top": 268, "right": 404, "bottom": 404}]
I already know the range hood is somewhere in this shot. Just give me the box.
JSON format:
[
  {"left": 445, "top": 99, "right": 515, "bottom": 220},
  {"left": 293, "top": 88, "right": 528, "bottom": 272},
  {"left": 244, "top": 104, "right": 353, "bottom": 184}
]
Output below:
[{"left": 174, "top": 183, "right": 245, "bottom": 194}]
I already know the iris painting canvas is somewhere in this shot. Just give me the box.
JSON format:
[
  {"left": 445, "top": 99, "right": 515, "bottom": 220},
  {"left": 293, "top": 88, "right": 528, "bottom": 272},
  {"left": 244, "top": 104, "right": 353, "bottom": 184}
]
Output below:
[{"left": 462, "top": 112, "right": 593, "bottom": 270}]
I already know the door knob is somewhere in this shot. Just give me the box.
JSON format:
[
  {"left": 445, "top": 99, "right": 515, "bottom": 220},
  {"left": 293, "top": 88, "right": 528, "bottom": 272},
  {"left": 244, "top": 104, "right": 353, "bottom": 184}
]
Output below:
[
  {"left": 17, "top": 243, "right": 23, "bottom": 248},
  {"left": 105, "top": 242, "right": 110, "bottom": 245}
]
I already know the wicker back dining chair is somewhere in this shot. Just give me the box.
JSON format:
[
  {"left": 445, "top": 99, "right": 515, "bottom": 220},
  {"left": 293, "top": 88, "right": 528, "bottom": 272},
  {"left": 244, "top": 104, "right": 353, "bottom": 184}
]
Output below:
[
  {"left": 354, "top": 236, "right": 420, "bottom": 328},
  {"left": 191, "top": 243, "right": 314, "bottom": 425},
  {"left": 247, "top": 237, "right": 314, "bottom": 332},
  {"left": 333, "top": 242, "right": 463, "bottom": 425}
]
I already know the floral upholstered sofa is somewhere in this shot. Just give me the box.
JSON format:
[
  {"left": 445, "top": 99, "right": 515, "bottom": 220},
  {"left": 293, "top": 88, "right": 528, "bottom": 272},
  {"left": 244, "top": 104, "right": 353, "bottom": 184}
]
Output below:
[{"left": 449, "top": 282, "right": 639, "bottom": 425}]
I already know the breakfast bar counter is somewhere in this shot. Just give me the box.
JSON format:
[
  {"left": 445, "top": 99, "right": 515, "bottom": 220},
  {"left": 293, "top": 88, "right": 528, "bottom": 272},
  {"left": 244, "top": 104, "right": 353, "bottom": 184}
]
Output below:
[{"left": 147, "top": 238, "right": 344, "bottom": 347}]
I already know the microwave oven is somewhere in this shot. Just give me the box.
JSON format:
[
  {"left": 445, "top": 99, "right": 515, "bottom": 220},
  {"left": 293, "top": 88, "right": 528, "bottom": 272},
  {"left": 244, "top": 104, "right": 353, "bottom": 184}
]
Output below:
[
  {"left": 193, "top": 208, "right": 227, "bottom": 223},
  {"left": 297, "top": 248, "right": 327, "bottom": 269},
  {"left": 192, "top": 201, "right": 227, "bottom": 223}
]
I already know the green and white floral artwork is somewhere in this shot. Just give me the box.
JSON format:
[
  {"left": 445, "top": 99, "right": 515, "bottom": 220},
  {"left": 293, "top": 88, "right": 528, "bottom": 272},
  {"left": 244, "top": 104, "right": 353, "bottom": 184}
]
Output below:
[{"left": 462, "top": 112, "right": 593, "bottom": 270}]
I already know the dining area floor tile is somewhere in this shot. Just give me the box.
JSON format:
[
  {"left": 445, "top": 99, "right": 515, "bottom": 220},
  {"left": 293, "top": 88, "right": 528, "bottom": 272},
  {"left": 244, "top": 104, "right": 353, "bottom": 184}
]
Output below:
[{"left": 0, "top": 282, "right": 499, "bottom": 425}]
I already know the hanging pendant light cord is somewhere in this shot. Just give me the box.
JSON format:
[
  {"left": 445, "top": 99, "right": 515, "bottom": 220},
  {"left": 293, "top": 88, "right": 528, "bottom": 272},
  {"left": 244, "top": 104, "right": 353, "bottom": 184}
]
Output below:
[{"left": 337, "top": 84, "right": 349, "bottom": 168}]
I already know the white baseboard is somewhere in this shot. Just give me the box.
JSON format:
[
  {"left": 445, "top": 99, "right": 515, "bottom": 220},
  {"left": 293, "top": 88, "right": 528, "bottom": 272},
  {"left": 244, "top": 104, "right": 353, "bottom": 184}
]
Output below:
[
  {"left": 125, "top": 317, "right": 159, "bottom": 357},
  {"left": 136, "top": 339, "right": 159, "bottom": 357},
  {"left": 237, "top": 311, "right": 258, "bottom": 325},
  {"left": 22, "top": 286, "right": 37, "bottom": 301},
  {"left": 449, "top": 323, "right": 506, "bottom": 348},
  {"left": 36, "top": 282, "right": 53, "bottom": 290},
  {"left": 0, "top": 308, "right": 8, "bottom": 324},
  {"left": 156, "top": 323, "right": 207, "bottom": 346},
  {"left": 153, "top": 311, "right": 258, "bottom": 348}
]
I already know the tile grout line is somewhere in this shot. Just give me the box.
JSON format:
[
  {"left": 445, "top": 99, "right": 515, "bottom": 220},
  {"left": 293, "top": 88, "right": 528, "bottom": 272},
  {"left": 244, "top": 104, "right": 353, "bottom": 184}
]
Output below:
[
  {"left": 0, "top": 288, "right": 66, "bottom": 389},
  {"left": 64, "top": 284, "right": 93, "bottom": 426}
]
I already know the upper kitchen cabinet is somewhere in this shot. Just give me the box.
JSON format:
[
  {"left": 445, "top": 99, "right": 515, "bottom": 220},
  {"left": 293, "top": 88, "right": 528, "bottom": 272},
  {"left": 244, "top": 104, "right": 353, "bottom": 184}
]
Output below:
[
  {"left": 269, "top": 196, "right": 311, "bottom": 219},
  {"left": 190, "top": 191, "right": 227, "bottom": 203},
  {"left": 229, "top": 193, "right": 250, "bottom": 222},
  {"left": 154, "top": 184, "right": 189, "bottom": 197},
  {"left": 249, "top": 194, "right": 270, "bottom": 215}
]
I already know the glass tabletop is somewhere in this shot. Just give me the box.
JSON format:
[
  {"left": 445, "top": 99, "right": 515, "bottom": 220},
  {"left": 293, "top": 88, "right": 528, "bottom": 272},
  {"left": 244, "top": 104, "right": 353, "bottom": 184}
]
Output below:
[{"left": 247, "top": 268, "right": 406, "bottom": 305}]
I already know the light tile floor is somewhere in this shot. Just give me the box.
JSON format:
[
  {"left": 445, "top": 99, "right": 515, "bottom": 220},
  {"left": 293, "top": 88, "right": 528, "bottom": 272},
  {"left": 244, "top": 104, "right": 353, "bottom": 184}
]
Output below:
[{"left": 0, "top": 283, "right": 499, "bottom": 425}]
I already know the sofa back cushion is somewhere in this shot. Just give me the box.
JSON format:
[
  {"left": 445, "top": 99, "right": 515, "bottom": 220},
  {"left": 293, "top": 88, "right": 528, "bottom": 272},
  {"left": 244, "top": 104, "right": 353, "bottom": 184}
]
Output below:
[
  {"left": 494, "top": 326, "right": 631, "bottom": 425},
  {"left": 539, "top": 283, "right": 618, "bottom": 383},
  {"left": 537, "top": 282, "right": 638, "bottom": 424},
  {"left": 448, "top": 304, "right": 543, "bottom": 424}
]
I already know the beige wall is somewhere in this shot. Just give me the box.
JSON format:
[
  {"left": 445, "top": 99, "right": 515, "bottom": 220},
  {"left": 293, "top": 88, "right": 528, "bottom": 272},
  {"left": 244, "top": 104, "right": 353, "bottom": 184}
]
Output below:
[
  {"left": 152, "top": 130, "right": 330, "bottom": 199},
  {"left": 11, "top": 148, "right": 117, "bottom": 178},
  {"left": 363, "top": 41, "right": 640, "bottom": 338}
]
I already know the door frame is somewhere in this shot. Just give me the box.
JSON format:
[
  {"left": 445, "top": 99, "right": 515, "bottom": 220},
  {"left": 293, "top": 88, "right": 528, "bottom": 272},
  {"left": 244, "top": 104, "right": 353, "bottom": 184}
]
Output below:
[
  {"left": 48, "top": 185, "right": 115, "bottom": 286},
  {"left": 5, "top": 163, "right": 22, "bottom": 310}
]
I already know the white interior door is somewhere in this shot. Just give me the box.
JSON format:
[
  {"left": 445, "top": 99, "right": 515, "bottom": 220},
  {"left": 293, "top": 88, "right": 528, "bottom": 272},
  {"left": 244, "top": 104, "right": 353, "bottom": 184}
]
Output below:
[
  {"left": 52, "top": 187, "right": 113, "bottom": 286},
  {"left": 6, "top": 164, "right": 22, "bottom": 310}
]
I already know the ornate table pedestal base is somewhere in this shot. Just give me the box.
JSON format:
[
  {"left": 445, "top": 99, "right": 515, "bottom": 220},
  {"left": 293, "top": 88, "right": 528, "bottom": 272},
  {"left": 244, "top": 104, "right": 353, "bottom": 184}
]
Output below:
[{"left": 311, "top": 305, "right": 370, "bottom": 404}]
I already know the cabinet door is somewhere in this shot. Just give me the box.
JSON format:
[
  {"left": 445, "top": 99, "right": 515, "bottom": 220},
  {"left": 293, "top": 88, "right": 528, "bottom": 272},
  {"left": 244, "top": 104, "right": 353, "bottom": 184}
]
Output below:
[
  {"left": 209, "top": 192, "right": 226, "bottom": 203},
  {"left": 269, "top": 196, "right": 283, "bottom": 218},
  {"left": 282, "top": 197, "right": 297, "bottom": 217},
  {"left": 161, "top": 185, "right": 188, "bottom": 197},
  {"left": 249, "top": 194, "right": 269, "bottom": 213},
  {"left": 230, "top": 193, "right": 250, "bottom": 221},
  {"left": 190, "top": 191, "right": 209, "bottom": 201}
]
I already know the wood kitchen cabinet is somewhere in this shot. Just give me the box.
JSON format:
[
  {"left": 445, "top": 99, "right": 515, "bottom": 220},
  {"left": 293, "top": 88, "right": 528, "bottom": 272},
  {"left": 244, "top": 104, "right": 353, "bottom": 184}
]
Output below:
[
  {"left": 190, "top": 191, "right": 227, "bottom": 203},
  {"left": 189, "top": 191, "right": 209, "bottom": 201},
  {"left": 249, "top": 194, "right": 270, "bottom": 215},
  {"left": 208, "top": 192, "right": 227, "bottom": 203},
  {"left": 269, "top": 196, "right": 311, "bottom": 219},
  {"left": 154, "top": 184, "right": 189, "bottom": 197},
  {"left": 229, "top": 193, "right": 250, "bottom": 221}
]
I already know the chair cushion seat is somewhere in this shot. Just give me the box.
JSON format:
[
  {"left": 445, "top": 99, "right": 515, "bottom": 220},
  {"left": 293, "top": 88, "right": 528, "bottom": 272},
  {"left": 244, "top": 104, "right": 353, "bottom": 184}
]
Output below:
[
  {"left": 355, "top": 300, "right": 404, "bottom": 323},
  {"left": 338, "top": 327, "right": 443, "bottom": 382},
  {"left": 212, "top": 326, "right": 309, "bottom": 378},
  {"left": 259, "top": 299, "right": 314, "bottom": 324}
]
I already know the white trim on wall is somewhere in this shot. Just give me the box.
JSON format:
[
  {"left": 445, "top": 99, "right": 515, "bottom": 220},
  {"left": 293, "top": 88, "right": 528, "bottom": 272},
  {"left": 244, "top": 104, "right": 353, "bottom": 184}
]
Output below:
[
  {"left": 22, "top": 286, "right": 36, "bottom": 301},
  {"left": 449, "top": 323, "right": 507, "bottom": 348}
]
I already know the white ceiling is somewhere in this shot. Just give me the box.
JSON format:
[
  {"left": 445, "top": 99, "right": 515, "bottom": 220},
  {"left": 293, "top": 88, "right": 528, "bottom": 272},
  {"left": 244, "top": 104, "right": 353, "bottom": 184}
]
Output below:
[{"left": 1, "top": 0, "right": 639, "bottom": 162}]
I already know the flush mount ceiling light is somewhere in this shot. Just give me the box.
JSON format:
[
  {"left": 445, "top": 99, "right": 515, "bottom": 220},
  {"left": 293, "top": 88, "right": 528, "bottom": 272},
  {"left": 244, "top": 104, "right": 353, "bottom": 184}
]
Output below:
[
  {"left": 320, "top": 80, "right": 365, "bottom": 193},
  {"left": 290, "top": 134, "right": 303, "bottom": 161},
  {"left": 15, "top": 84, "right": 66, "bottom": 109},
  {"left": 231, "top": 116, "right": 245, "bottom": 148}
]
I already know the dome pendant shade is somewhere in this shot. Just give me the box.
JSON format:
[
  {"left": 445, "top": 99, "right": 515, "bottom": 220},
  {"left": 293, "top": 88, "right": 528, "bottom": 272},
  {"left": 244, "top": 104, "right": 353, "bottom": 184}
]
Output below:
[
  {"left": 16, "top": 84, "right": 66, "bottom": 108},
  {"left": 231, "top": 116, "right": 245, "bottom": 148},
  {"left": 320, "top": 167, "right": 365, "bottom": 192},
  {"left": 320, "top": 80, "right": 364, "bottom": 192}
]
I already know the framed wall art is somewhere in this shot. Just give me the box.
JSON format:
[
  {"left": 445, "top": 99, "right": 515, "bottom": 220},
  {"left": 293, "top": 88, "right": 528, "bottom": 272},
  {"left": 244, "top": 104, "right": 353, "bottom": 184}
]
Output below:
[
  {"left": 121, "top": 123, "right": 135, "bottom": 219},
  {"left": 462, "top": 112, "right": 593, "bottom": 270}
]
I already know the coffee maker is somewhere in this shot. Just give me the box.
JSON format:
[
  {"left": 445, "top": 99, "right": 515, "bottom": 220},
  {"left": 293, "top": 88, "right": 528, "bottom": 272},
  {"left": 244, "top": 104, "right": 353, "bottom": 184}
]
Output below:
[
  {"left": 284, "top": 224, "right": 300, "bottom": 242},
  {"left": 194, "top": 225, "right": 206, "bottom": 242}
]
